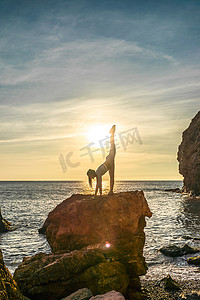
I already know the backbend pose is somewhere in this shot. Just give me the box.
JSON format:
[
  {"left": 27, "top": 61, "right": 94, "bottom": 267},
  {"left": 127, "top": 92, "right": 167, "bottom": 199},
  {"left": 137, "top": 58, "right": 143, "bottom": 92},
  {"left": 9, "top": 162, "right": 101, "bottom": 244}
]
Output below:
[{"left": 87, "top": 125, "right": 116, "bottom": 196}]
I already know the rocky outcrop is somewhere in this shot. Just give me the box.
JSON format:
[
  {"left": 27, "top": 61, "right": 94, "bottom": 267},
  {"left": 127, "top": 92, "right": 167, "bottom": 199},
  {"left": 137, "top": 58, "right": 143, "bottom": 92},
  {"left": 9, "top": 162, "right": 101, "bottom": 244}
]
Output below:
[
  {"left": 159, "top": 275, "right": 180, "bottom": 291},
  {"left": 178, "top": 111, "right": 200, "bottom": 196},
  {"left": 14, "top": 249, "right": 129, "bottom": 300},
  {"left": 0, "top": 249, "right": 29, "bottom": 300},
  {"left": 0, "top": 208, "right": 12, "bottom": 232},
  {"left": 160, "top": 244, "right": 199, "bottom": 257},
  {"left": 164, "top": 188, "right": 181, "bottom": 193},
  {"left": 15, "top": 191, "right": 151, "bottom": 300}
]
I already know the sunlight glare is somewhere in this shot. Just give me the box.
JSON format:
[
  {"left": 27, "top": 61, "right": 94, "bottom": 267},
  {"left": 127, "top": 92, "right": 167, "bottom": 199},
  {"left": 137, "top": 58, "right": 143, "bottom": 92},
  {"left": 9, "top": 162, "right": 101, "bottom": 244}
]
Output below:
[{"left": 87, "top": 125, "right": 110, "bottom": 144}]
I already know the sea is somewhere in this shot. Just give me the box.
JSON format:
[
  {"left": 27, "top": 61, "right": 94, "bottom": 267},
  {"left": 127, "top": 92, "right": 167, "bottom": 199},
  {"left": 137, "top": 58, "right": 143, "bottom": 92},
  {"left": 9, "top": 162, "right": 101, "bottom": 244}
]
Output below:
[{"left": 0, "top": 180, "right": 200, "bottom": 282}]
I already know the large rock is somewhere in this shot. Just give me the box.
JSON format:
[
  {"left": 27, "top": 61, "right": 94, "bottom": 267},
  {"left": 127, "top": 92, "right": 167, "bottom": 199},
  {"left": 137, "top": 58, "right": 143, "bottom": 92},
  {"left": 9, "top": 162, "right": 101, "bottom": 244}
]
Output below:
[
  {"left": 15, "top": 191, "right": 152, "bottom": 300},
  {"left": 0, "top": 249, "right": 29, "bottom": 300},
  {"left": 178, "top": 111, "right": 200, "bottom": 196},
  {"left": 14, "top": 249, "right": 129, "bottom": 300},
  {"left": 39, "top": 191, "right": 152, "bottom": 276}
]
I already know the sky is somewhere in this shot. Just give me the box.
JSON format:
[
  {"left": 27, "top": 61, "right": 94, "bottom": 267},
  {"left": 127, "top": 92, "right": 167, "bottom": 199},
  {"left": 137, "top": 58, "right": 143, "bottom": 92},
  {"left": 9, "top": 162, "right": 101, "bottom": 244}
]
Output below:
[{"left": 0, "top": 0, "right": 199, "bottom": 180}]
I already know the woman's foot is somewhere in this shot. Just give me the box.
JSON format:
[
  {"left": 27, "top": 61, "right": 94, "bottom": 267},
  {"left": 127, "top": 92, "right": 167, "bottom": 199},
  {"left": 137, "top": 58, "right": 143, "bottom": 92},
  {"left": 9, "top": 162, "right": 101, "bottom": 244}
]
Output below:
[{"left": 109, "top": 125, "right": 116, "bottom": 135}]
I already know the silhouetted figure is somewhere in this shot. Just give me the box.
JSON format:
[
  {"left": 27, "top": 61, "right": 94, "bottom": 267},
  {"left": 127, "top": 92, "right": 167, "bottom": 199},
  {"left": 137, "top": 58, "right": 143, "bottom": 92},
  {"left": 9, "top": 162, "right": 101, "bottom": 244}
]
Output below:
[{"left": 87, "top": 125, "right": 116, "bottom": 196}]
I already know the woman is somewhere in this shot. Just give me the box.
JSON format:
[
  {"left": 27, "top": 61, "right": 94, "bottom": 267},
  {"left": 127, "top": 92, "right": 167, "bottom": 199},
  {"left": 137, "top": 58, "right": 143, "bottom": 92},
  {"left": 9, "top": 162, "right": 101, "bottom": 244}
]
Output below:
[{"left": 87, "top": 125, "right": 116, "bottom": 196}]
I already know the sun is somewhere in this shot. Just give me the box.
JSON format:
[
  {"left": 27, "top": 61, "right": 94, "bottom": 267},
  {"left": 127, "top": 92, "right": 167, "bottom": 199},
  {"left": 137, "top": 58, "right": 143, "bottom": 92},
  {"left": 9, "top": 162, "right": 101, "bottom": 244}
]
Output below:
[{"left": 87, "top": 125, "right": 110, "bottom": 144}]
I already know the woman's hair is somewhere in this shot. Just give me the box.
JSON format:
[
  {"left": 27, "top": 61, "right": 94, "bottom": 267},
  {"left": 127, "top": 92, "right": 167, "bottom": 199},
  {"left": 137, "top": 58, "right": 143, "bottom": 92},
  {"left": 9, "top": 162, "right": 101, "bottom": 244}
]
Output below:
[
  {"left": 87, "top": 169, "right": 96, "bottom": 187},
  {"left": 88, "top": 176, "right": 92, "bottom": 187}
]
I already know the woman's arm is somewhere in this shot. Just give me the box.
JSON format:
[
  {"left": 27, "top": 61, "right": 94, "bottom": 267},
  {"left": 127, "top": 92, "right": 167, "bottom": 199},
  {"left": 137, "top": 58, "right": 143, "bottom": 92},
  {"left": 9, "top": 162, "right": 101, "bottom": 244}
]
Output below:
[
  {"left": 95, "top": 178, "right": 98, "bottom": 196},
  {"left": 95, "top": 175, "right": 102, "bottom": 196}
]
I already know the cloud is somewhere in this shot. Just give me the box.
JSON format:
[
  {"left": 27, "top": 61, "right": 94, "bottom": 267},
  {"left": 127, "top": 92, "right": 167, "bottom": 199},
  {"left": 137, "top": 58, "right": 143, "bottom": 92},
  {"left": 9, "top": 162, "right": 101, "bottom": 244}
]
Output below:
[
  {"left": 0, "top": 0, "right": 199, "bottom": 179},
  {"left": 0, "top": 38, "right": 178, "bottom": 87}
]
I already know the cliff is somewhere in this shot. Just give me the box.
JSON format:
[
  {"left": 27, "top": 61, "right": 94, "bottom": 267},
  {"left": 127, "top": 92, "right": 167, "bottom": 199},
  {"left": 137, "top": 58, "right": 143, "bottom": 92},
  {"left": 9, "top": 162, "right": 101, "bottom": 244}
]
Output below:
[
  {"left": 177, "top": 111, "right": 200, "bottom": 196},
  {"left": 14, "top": 191, "right": 152, "bottom": 300},
  {"left": 0, "top": 249, "right": 29, "bottom": 300}
]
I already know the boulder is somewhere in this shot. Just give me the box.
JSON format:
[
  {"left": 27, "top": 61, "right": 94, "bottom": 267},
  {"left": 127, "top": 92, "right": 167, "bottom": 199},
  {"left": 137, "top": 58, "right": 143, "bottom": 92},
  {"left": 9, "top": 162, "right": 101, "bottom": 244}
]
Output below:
[
  {"left": 160, "top": 244, "right": 199, "bottom": 257},
  {"left": 177, "top": 111, "right": 200, "bottom": 196},
  {"left": 14, "top": 249, "right": 129, "bottom": 300},
  {"left": 0, "top": 249, "right": 29, "bottom": 300},
  {"left": 90, "top": 290, "right": 125, "bottom": 299},
  {"left": 159, "top": 275, "right": 180, "bottom": 290},
  {"left": 61, "top": 288, "right": 93, "bottom": 300},
  {"left": 39, "top": 191, "right": 152, "bottom": 276},
  {"left": 187, "top": 255, "right": 200, "bottom": 265}
]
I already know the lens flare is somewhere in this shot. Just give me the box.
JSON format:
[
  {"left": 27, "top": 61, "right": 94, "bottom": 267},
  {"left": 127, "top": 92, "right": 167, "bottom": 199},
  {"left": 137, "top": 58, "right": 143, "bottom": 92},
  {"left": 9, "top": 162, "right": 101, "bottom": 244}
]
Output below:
[{"left": 105, "top": 242, "right": 111, "bottom": 248}]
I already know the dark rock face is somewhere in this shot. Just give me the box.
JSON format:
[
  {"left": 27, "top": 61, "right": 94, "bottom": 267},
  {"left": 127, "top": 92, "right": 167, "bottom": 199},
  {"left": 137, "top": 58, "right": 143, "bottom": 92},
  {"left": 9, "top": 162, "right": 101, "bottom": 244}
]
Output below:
[
  {"left": 0, "top": 249, "right": 29, "bottom": 300},
  {"left": 160, "top": 244, "right": 199, "bottom": 257},
  {"left": 14, "top": 249, "right": 129, "bottom": 300},
  {"left": 178, "top": 111, "right": 200, "bottom": 196}
]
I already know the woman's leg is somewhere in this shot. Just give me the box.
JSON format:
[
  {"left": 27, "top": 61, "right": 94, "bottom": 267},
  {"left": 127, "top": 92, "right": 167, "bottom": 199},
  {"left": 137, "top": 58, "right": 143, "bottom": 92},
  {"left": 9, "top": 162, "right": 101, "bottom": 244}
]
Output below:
[
  {"left": 109, "top": 165, "right": 114, "bottom": 194},
  {"left": 99, "top": 176, "right": 102, "bottom": 195},
  {"left": 108, "top": 126, "right": 116, "bottom": 194},
  {"left": 108, "top": 130, "right": 116, "bottom": 159}
]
